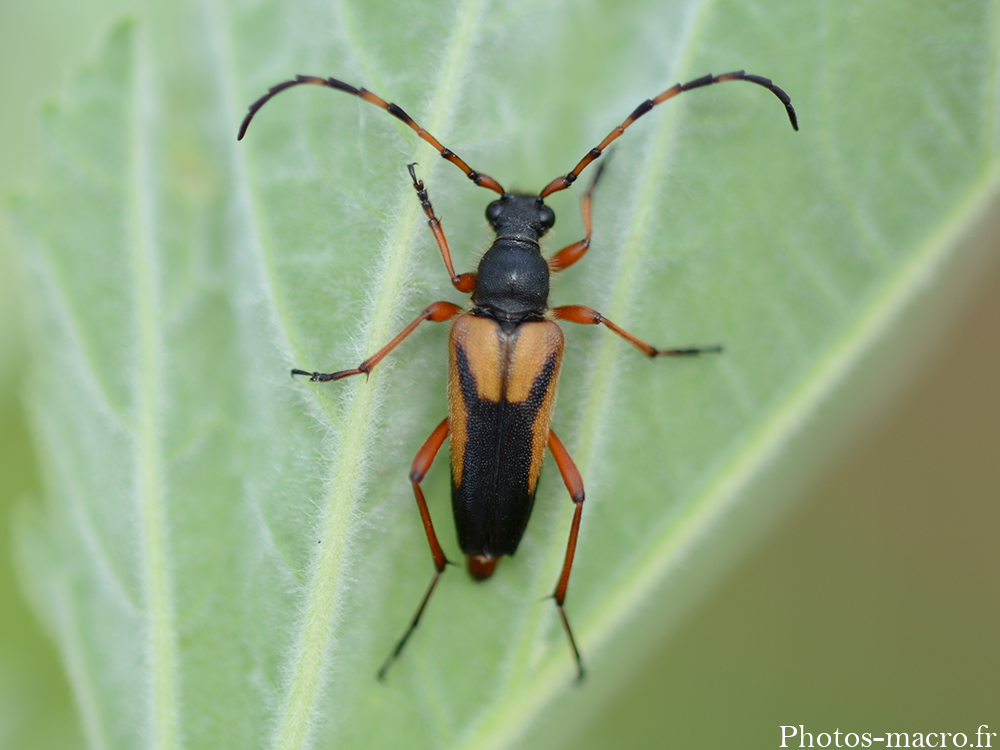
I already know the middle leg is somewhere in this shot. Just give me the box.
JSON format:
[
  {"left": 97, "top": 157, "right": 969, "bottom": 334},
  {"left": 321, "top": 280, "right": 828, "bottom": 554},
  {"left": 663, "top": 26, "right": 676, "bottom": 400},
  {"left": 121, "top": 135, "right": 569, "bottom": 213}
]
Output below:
[
  {"left": 553, "top": 305, "right": 722, "bottom": 358},
  {"left": 292, "top": 300, "right": 463, "bottom": 382}
]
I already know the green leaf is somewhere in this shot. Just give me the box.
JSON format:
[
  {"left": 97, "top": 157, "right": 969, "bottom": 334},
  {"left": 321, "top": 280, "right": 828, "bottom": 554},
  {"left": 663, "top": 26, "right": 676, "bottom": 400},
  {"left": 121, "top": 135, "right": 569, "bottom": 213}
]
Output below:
[{"left": 11, "top": 1, "right": 999, "bottom": 749}]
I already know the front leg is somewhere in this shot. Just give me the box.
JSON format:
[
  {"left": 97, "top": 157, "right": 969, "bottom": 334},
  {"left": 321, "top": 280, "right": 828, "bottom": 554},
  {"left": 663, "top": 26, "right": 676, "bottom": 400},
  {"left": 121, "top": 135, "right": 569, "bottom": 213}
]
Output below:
[
  {"left": 547, "top": 158, "right": 610, "bottom": 274},
  {"left": 408, "top": 164, "right": 476, "bottom": 293}
]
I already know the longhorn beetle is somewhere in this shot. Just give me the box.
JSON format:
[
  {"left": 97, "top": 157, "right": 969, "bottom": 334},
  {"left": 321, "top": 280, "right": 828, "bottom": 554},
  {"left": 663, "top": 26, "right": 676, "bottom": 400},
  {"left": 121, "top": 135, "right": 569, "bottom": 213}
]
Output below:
[{"left": 238, "top": 69, "right": 797, "bottom": 681}]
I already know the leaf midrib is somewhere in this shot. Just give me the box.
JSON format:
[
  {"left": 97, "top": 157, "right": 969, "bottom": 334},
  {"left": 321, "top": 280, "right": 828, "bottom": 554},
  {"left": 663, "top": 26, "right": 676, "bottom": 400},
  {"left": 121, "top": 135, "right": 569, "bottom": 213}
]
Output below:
[{"left": 127, "top": 28, "right": 180, "bottom": 750}]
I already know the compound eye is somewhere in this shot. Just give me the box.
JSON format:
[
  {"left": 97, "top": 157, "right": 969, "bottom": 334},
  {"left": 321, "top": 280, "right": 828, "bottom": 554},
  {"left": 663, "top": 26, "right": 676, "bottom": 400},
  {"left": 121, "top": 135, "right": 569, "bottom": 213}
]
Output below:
[
  {"left": 537, "top": 204, "right": 555, "bottom": 230},
  {"left": 485, "top": 199, "right": 504, "bottom": 226}
]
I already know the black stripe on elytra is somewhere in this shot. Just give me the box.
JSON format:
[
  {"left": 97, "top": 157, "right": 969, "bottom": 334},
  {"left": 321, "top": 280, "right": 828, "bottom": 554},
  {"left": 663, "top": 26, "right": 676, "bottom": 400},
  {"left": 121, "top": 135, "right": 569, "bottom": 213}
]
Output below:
[{"left": 451, "top": 342, "right": 559, "bottom": 557}]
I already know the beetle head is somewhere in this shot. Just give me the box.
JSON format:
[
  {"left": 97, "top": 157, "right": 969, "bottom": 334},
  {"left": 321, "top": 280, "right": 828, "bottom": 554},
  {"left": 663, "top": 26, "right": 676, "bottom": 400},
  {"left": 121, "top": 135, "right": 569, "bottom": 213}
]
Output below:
[{"left": 485, "top": 193, "right": 556, "bottom": 239}]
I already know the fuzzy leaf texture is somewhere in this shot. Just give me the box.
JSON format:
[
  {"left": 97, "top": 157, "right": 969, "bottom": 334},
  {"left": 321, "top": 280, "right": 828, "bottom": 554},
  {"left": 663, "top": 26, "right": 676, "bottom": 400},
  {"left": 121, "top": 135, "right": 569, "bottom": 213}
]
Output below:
[{"left": 11, "top": 0, "right": 1000, "bottom": 749}]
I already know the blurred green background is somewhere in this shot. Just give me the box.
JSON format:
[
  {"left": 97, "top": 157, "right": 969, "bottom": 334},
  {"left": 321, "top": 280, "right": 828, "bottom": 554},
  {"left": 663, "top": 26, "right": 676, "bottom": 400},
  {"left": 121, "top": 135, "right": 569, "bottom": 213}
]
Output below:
[
  {"left": 1, "top": 1, "right": 997, "bottom": 748},
  {"left": 2, "top": 4, "right": 132, "bottom": 748}
]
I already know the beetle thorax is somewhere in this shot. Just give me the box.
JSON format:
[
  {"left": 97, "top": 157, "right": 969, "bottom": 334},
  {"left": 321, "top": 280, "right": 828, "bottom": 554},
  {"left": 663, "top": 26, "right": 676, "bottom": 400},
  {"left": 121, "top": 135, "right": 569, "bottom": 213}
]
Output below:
[{"left": 471, "top": 240, "right": 549, "bottom": 319}]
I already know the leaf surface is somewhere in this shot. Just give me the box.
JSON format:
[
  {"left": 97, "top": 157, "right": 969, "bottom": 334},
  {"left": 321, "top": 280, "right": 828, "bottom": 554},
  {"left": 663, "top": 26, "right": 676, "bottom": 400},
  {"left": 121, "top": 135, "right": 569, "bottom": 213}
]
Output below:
[{"left": 12, "top": 1, "right": 999, "bottom": 748}]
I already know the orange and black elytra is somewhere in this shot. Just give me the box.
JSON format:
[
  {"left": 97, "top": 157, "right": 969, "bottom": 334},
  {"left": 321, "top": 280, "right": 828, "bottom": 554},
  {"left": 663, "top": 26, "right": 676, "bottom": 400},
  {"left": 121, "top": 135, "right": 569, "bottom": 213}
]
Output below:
[{"left": 238, "top": 70, "right": 797, "bottom": 681}]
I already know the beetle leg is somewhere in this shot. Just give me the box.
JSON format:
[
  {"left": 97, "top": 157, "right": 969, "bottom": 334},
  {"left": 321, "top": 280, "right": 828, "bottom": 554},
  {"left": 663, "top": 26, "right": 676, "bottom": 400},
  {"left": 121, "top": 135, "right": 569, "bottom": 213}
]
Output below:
[
  {"left": 547, "top": 158, "right": 610, "bottom": 273},
  {"left": 377, "top": 417, "right": 452, "bottom": 681},
  {"left": 292, "top": 300, "right": 463, "bottom": 382},
  {"left": 407, "top": 164, "right": 477, "bottom": 293},
  {"left": 552, "top": 305, "right": 722, "bottom": 358},
  {"left": 547, "top": 428, "right": 586, "bottom": 681}
]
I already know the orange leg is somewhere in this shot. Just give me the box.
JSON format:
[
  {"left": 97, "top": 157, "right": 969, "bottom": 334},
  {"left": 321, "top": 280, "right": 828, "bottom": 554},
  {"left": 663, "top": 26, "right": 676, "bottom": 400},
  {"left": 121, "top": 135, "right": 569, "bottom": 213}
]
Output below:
[
  {"left": 548, "top": 428, "right": 586, "bottom": 681},
  {"left": 377, "top": 417, "right": 452, "bottom": 681},
  {"left": 553, "top": 305, "right": 722, "bottom": 358},
  {"left": 408, "top": 164, "right": 476, "bottom": 293},
  {"left": 292, "top": 300, "right": 463, "bottom": 382},
  {"left": 547, "top": 158, "right": 610, "bottom": 273}
]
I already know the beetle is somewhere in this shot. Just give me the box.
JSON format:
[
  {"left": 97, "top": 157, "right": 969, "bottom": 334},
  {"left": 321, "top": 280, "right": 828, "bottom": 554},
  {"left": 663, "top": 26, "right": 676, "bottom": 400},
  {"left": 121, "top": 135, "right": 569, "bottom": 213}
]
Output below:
[{"left": 238, "top": 69, "right": 797, "bottom": 680}]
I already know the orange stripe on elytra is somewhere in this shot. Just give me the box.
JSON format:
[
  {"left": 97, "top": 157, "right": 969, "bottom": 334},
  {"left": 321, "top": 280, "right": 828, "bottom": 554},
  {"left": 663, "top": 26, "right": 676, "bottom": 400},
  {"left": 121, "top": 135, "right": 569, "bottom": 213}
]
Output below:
[
  {"left": 505, "top": 322, "right": 563, "bottom": 403},
  {"left": 510, "top": 321, "right": 563, "bottom": 494},
  {"left": 450, "top": 314, "right": 503, "bottom": 402},
  {"left": 447, "top": 362, "right": 468, "bottom": 489}
]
